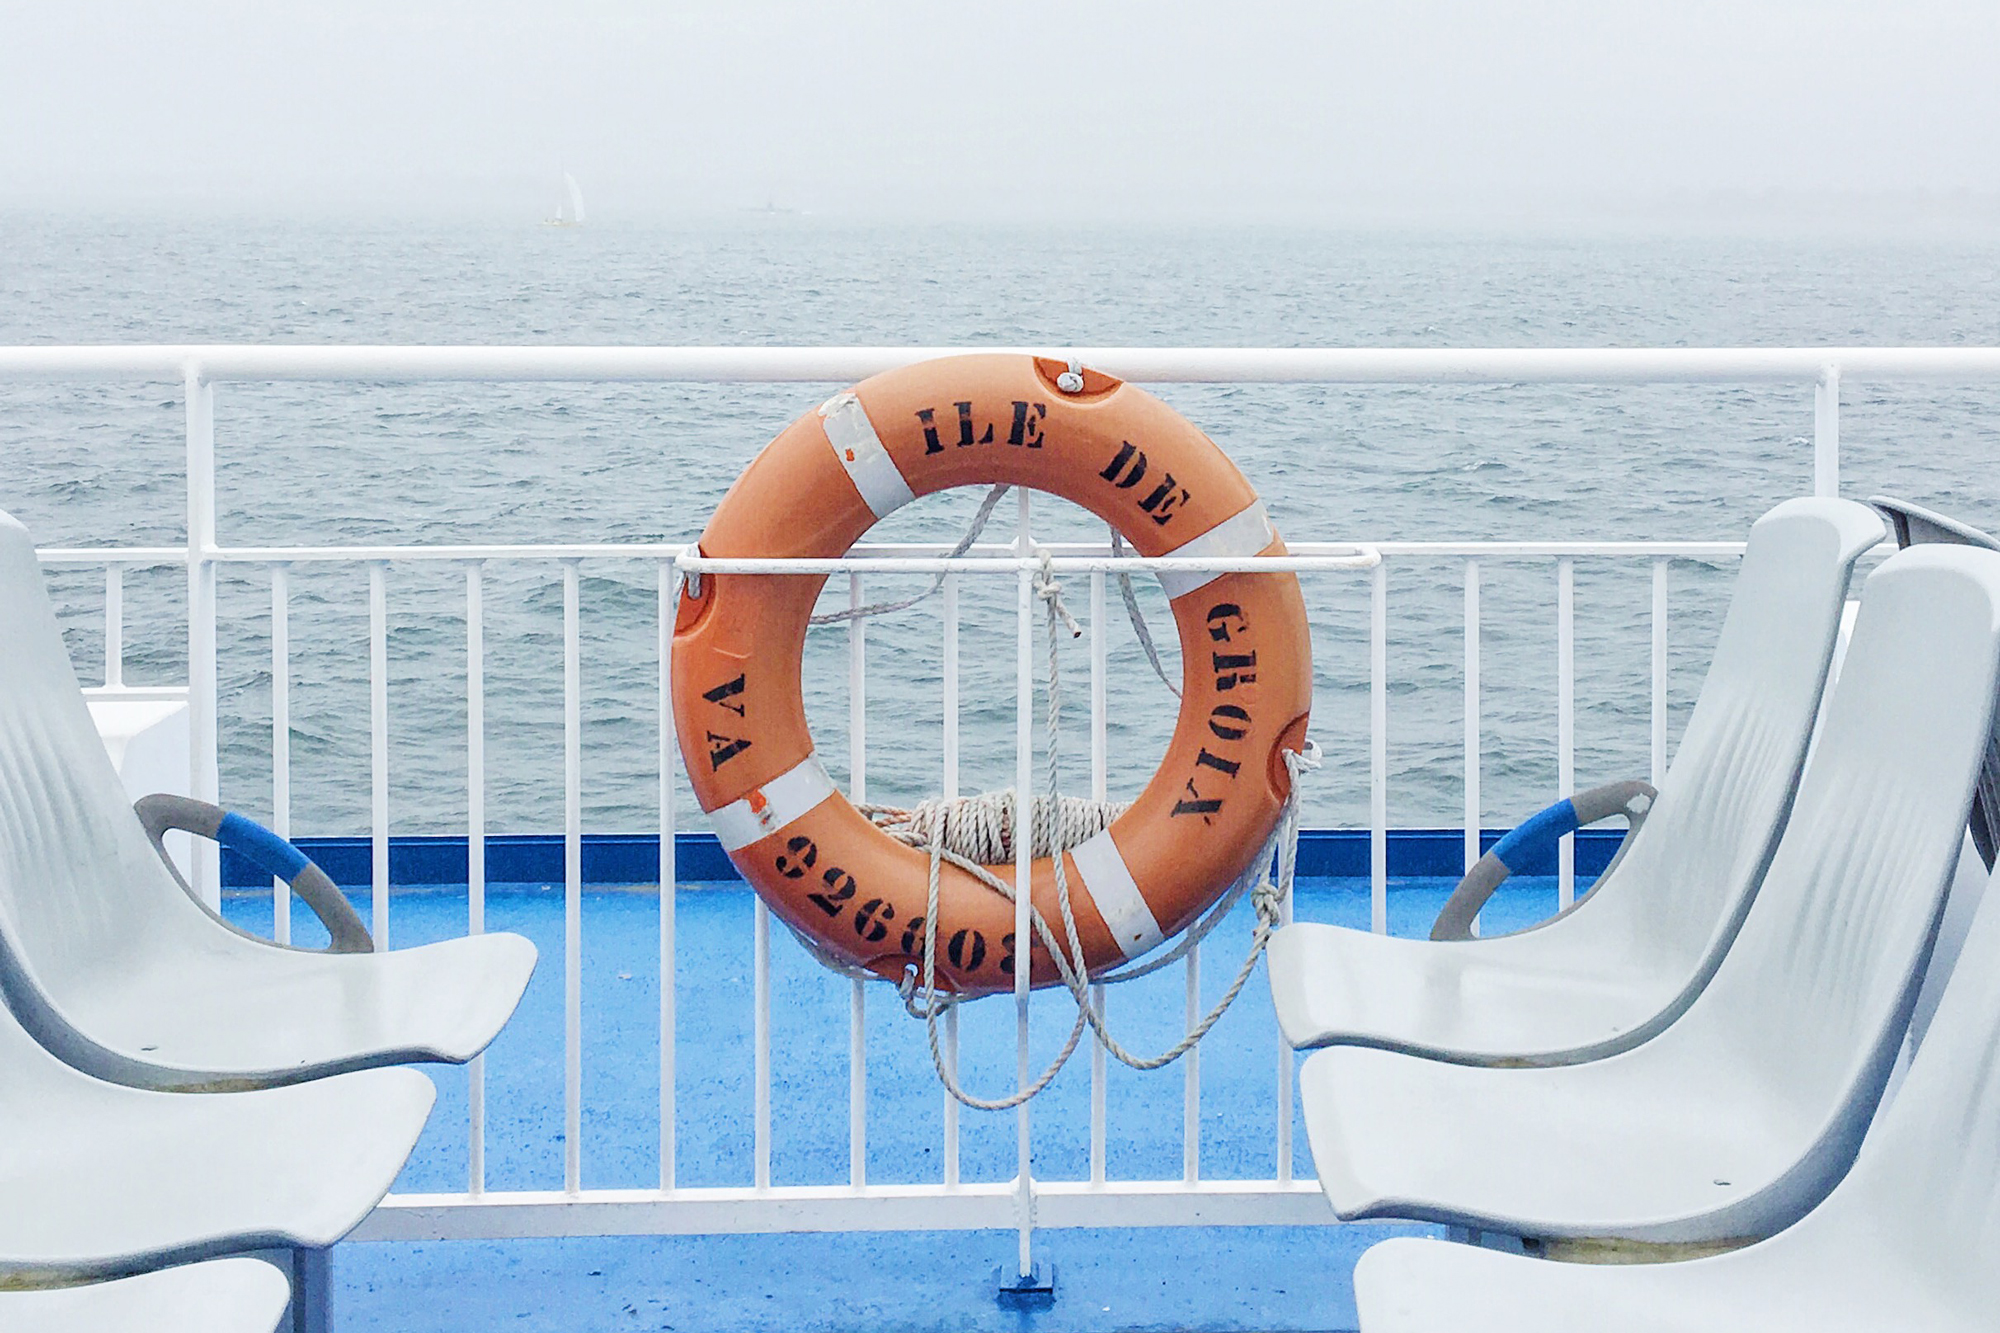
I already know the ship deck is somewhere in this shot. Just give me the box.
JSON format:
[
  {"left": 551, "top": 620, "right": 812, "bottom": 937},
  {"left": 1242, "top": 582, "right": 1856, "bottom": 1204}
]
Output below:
[{"left": 223, "top": 873, "right": 1571, "bottom": 1333}]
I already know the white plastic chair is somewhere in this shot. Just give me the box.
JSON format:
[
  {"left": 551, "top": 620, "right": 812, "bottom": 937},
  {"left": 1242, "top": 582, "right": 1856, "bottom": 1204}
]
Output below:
[
  {"left": 1300, "top": 543, "right": 2000, "bottom": 1247},
  {"left": 1353, "top": 849, "right": 2000, "bottom": 1333},
  {"left": 0, "top": 511, "right": 536, "bottom": 1089},
  {"left": 0, "top": 1001, "right": 432, "bottom": 1289},
  {"left": 8, "top": 1258, "right": 290, "bottom": 1333},
  {"left": 1871, "top": 496, "right": 2000, "bottom": 1060},
  {"left": 1270, "top": 497, "right": 1885, "bottom": 1065},
  {"left": 1872, "top": 494, "right": 2000, "bottom": 871}
]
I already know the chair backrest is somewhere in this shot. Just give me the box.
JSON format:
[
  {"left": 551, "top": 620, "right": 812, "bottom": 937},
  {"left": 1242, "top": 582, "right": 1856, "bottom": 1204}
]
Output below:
[
  {"left": 0, "top": 513, "right": 216, "bottom": 1013},
  {"left": 1871, "top": 494, "right": 2000, "bottom": 556},
  {"left": 1837, "top": 846, "right": 2000, "bottom": 1307},
  {"left": 1542, "top": 498, "right": 1882, "bottom": 975},
  {"left": 1872, "top": 494, "right": 2000, "bottom": 870},
  {"left": 1868, "top": 496, "right": 2000, "bottom": 1060},
  {"left": 1663, "top": 544, "right": 2000, "bottom": 1233}
]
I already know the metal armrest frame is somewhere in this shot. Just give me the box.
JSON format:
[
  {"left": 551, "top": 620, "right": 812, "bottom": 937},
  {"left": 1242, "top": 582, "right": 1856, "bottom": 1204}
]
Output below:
[
  {"left": 1431, "top": 779, "right": 1656, "bottom": 942},
  {"left": 135, "top": 794, "right": 373, "bottom": 954}
]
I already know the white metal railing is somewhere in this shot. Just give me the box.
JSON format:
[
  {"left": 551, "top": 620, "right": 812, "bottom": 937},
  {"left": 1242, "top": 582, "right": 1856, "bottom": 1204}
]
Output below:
[{"left": 17, "top": 343, "right": 2000, "bottom": 1266}]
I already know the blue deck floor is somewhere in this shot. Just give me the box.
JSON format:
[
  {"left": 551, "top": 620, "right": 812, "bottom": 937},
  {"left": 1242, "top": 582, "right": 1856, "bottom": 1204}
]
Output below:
[{"left": 222, "top": 877, "right": 1572, "bottom": 1333}]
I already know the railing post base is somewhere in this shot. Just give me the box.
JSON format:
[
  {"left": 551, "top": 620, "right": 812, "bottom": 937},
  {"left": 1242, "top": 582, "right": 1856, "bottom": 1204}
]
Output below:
[{"left": 995, "top": 1262, "right": 1057, "bottom": 1310}]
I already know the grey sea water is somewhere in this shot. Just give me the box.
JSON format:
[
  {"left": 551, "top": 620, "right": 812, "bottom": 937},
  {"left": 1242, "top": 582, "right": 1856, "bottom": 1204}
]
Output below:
[{"left": 5, "top": 215, "right": 2000, "bottom": 838}]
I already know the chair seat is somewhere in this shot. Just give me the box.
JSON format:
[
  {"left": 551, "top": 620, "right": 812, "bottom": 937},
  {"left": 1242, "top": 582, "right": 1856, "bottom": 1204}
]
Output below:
[
  {"left": 1270, "top": 922, "right": 1685, "bottom": 1063},
  {"left": 1354, "top": 1228, "right": 1967, "bottom": 1333},
  {"left": 0, "top": 1019, "right": 432, "bottom": 1283},
  {"left": 8, "top": 1258, "right": 291, "bottom": 1333},
  {"left": 1300, "top": 1041, "right": 1815, "bottom": 1243},
  {"left": 45, "top": 930, "right": 537, "bottom": 1089}
]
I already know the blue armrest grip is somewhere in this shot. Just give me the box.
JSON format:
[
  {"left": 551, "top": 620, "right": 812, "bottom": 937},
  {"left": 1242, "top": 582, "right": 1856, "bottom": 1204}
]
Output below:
[
  {"left": 216, "top": 811, "right": 312, "bottom": 883},
  {"left": 1489, "top": 798, "right": 1580, "bottom": 873}
]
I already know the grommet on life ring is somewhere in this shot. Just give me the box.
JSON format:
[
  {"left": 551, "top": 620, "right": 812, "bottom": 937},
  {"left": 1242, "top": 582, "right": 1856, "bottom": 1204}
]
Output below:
[{"left": 672, "top": 354, "right": 1312, "bottom": 997}]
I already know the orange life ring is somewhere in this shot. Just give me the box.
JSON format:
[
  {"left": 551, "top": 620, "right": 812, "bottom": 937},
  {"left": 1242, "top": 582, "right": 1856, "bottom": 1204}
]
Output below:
[{"left": 673, "top": 354, "right": 1312, "bottom": 996}]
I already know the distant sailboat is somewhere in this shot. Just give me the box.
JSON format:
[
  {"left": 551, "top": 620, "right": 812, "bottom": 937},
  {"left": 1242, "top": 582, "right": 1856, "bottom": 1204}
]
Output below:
[{"left": 544, "top": 172, "right": 586, "bottom": 227}]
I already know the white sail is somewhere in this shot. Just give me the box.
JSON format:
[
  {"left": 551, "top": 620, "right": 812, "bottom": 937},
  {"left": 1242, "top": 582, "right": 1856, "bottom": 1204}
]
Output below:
[{"left": 564, "top": 173, "right": 586, "bottom": 225}]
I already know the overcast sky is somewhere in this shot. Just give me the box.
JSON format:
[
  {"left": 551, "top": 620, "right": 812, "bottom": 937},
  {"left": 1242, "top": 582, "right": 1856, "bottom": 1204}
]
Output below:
[{"left": 3, "top": 1, "right": 1997, "bottom": 223}]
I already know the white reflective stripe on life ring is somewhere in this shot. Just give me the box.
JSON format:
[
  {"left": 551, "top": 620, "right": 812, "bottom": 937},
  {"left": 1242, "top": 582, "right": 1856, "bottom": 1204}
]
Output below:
[
  {"left": 1155, "top": 499, "right": 1276, "bottom": 601},
  {"left": 710, "top": 753, "right": 838, "bottom": 852},
  {"left": 819, "top": 391, "right": 915, "bottom": 521},
  {"left": 1070, "top": 828, "right": 1164, "bottom": 960}
]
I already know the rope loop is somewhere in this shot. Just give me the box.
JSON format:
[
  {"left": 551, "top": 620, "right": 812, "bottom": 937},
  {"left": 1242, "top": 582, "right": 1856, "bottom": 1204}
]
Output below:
[
  {"left": 775, "top": 468, "right": 1316, "bottom": 1110},
  {"left": 889, "top": 548, "right": 1318, "bottom": 1110},
  {"left": 807, "top": 483, "right": 1012, "bottom": 626},
  {"left": 1110, "top": 530, "right": 1182, "bottom": 699}
]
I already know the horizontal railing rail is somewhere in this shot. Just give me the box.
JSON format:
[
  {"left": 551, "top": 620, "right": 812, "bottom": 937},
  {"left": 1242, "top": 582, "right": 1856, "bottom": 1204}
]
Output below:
[
  {"left": 38, "top": 539, "right": 1749, "bottom": 564},
  {"left": 6, "top": 342, "right": 2000, "bottom": 382}
]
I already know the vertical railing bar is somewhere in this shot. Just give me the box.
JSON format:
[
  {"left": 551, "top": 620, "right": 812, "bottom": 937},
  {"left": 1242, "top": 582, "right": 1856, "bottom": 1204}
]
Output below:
[
  {"left": 941, "top": 572, "right": 961, "bottom": 1189},
  {"left": 848, "top": 572, "right": 867, "bottom": 1190},
  {"left": 1651, "top": 559, "right": 1669, "bottom": 788},
  {"left": 1557, "top": 557, "right": 1576, "bottom": 910},
  {"left": 269, "top": 563, "right": 291, "bottom": 946},
  {"left": 1090, "top": 564, "right": 1108, "bottom": 799},
  {"left": 849, "top": 572, "right": 866, "bottom": 795},
  {"left": 1013, "top": 491, "right": 1034, "bottom": 1280},
  {"left": 368, "top": 560, "right": 389, "bottom": 949},
  {"left": 1276, "top": 558, "right": 1297, "bottom": 1179},
  {"left": 1814, "top": 366, "right": 1841, "bottom": 499},
  {"left": 562, "top": 561, "right": 582, "bottom": 1194},
  {"left": 1463, "top": 559, "right": 1481, "bottom": 934},
  {"left": 103, "top": 563, "right": 123, "bottom": 688},
  {"left": 1275, "top": 927, "right": 1292, "bottom": 1182},
  {"left": 466, "top": 561, "right": 486, "bottom": 1195},
  {"left": 944, "top": 1005, "right": 961, "bottom": 1189},
  {"left": 1184, "top": 505, "right": 1202, "bottom": 1192},
  {"left": 184, "top": 370, "right": 220, "bottom": 907},
  {"left": 659, "top": 563, "right": 678, "bottom": 1192},
  {"left": 943, "top": 573, "right": 961, "bottom": 800},
  {"left": 849, "top": 976, "right": 867, "bottom": 1189},
  {"left": 1370, "top": 560, "right": 1388, "bottom": 935},
  {"left": 1183, "top": 942, "right": 1200, "bottom": 1184},
  {"left": 754, "top": 896, "right": 772, "bottom": 1189},
  {"left": 1089, "top": 563, "right": 1108, "bottom": 1187},
  {"left": 715, "top": 548, "right": 773, "bottom": 1196}
]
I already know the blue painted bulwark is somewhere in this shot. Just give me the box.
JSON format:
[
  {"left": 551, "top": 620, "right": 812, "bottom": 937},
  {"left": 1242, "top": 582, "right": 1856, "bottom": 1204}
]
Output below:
[{"left": 220, "top": 827, "right": 1625, "bottom": 889}]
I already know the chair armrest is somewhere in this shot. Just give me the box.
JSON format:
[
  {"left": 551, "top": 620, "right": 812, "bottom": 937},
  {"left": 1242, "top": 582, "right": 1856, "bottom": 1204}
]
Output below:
[
  {"left": 134, "top": 794, "right": 373, "bottom": 954},
  {"left": 1430, "top": 779, "right": 1655, "bottom": 942}
]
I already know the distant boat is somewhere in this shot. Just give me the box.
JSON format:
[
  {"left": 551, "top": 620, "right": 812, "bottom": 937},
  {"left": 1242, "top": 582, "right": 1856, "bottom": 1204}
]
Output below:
[
  {"left": 544, "top": 172, "right": 586, "bottom": 227},
  {"left": 746, "top": 198, "right": 804, "bottom": 216}
]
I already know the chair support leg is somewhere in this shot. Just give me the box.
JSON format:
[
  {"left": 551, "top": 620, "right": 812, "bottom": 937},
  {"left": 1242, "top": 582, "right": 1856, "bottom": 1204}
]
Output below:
[{"left": 289, "top": 1246, "right": 333, "bottom": 1333}]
